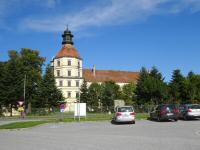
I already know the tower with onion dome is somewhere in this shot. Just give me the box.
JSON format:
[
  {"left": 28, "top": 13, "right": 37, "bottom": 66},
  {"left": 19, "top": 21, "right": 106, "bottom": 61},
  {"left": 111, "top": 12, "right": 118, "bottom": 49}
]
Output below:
[{"left": 53, "top": 28, "right": 83, "bottom": 111}]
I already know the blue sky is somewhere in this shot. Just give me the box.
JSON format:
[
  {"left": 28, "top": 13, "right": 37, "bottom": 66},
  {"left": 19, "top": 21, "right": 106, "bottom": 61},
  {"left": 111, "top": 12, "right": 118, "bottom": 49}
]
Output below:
[{"left": 0, "top": 0, "right": 200, "bottom": 82}]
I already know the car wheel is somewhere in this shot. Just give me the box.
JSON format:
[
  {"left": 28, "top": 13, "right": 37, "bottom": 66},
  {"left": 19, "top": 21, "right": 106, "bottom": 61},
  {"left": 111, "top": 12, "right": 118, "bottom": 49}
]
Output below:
[
  {"left": 157, "top": 116, "right": 161, "bottom": 122},
  {"left": 184, "top": 115, "right": 188, "bottom": 120},
  {"left": 174, "top": 118, "right": 178, "bottom": 122}
]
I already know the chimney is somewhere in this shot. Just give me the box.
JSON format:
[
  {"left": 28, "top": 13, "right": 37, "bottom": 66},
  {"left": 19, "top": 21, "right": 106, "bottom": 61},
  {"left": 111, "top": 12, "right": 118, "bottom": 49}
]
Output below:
[{"left": 93, "top": 65, "right": 96, "bottom": 77}]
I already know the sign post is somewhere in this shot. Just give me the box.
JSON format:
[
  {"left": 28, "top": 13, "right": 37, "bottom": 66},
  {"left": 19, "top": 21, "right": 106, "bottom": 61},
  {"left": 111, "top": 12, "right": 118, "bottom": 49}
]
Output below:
[
  {"left": 60, "top": 103, "right": 66, "bottom": 121},
  {"left": 74, "top": 103, "right": 86, "bottom": 121}
]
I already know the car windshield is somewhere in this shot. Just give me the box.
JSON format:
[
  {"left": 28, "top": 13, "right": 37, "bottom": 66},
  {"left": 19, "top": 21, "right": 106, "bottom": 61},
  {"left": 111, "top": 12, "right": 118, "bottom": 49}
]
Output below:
[
  {"left": 162, "top": 105, "right": 177, "bottom": 111},
  {"left": 117, "top": 107, "right": 133, "bottom": 112},
  {"left": 188, "top": 105, "right": 200, "bottom": 109}
]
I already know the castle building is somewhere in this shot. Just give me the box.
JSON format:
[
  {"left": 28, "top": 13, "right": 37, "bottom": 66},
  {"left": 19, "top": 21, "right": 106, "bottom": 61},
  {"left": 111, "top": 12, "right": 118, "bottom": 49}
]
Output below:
[{"left": 52, "top": 28, "right": 139, "bottom": 111}]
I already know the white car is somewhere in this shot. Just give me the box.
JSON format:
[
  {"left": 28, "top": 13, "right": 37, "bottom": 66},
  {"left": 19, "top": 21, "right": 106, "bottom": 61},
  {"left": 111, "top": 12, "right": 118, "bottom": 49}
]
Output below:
[
  {"left": 113, "top": 106, "right": 136, "bottom": 124},
  {"left": 179, "top": 104, "right": 200, "bottom": 120}
]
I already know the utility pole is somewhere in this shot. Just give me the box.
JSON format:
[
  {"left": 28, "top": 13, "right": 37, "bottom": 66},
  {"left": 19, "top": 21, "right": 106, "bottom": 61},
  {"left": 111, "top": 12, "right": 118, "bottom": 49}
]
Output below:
[{"left": 24, "top": 74, "right": 26, "bottom": 112}]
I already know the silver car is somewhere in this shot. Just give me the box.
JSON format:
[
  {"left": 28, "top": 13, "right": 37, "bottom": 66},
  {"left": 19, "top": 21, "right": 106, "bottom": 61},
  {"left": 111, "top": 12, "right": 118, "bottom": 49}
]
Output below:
[
  {"left": 113, "top": 106, "right": 136, "bottom": 124},
  {"left": 179, "top": 104, "right": 200, "bottom": 120}
]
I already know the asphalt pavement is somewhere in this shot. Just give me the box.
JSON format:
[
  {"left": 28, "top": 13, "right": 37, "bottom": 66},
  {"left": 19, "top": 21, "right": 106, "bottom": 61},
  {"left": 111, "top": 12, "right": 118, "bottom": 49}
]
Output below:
[{"left": 0, "top": 120, "right": 200, "bottom": 150}]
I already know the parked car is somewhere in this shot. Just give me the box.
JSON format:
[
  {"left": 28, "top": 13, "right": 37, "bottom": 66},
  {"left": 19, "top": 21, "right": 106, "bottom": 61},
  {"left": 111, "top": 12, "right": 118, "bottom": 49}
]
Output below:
[
  {"left": 113, "top": 106, "right": 136, "bottom": 124},
  {"left": 150, "top": 104, "right": 179, "bottom": 121},
  {"left": 179, "top": 104, "right": 200, "bottom": 120}
]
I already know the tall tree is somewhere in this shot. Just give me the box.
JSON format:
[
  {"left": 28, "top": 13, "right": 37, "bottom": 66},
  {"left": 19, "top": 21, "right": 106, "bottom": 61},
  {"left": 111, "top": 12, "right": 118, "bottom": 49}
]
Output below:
[
  {"left": 182, "top": 72, "right": 200, "bottom": 104},
  {"left": 3, "top": 51, "right": 24, "bottom": 116},
  {"left": 20, "top": 48, "right": 45, "bottom": 111},
  {"left": 135, "top": 67, "right": 150, "bottom": 104},
  {"left": 87, "top": 82, "right": 102, "bottom": 109},
  {"left": 36, "top": 64, "right": 64, "bottom": 110},
  {"left": 169, "top": 69, "right": 185, "bottom": 104},
  {"left": 80, "top": 80, "right": 89, "bottom": 103},
  {"left": 150, "top": 66, "right": 163, "bottom": 80},
  {"left": 101, "top": 81, "right": 120, "bottom": 110},
  {"left": 0, "top": 62, "right": 6, "bottom": 115},
  {"left": 122, "top": 83, "right": 136, "bottom": 105},
  {"left": 136, "top": 67, "right": 168, "bottom": 105}
]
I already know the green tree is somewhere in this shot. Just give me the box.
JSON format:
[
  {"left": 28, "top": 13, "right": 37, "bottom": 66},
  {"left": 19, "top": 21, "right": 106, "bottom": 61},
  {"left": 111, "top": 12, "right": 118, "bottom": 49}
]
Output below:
[
  {"left": 87, "top": 82, "right": 102, "bottom": 109},
  {"left": 136, "top": 67, "right": 168, "bottom": 105},
  {"left": 80, "top": 80, "right": 89, "bottom": 103},
  {"left": 0, "top": 62, "right": 6, "bottom": 115},
  {"left": 20, "top": 48, "right": 45, "bottom": 112},
  {"left": 122, "top": 83, "right": 136, "bottom": 105},
  {"left": 169, "top": 69, "right": 185, "bottom": 104},
  {"left": 36, "top": 64, "right": 64, "bottom": 110},
  {"left": 150, "top": 66, "right": 163, "bottom": 80},
  {"left": 135, "top": 67, "right": 149, "bottom": 104},
  {"left": 101, "top": 81, "right": 120, "bottom": 110},
  {"left": 3, "top": 51, "right": 24, "bottom": 116},
  {"left": 182, "top": 72, "right": 200, "bottom": 104}
]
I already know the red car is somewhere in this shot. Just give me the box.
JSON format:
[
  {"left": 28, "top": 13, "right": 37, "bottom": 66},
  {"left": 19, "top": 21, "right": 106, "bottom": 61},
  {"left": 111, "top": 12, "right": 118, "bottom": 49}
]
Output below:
[{"left": 150, "top": 104, "right": 179, "bottom": 121}]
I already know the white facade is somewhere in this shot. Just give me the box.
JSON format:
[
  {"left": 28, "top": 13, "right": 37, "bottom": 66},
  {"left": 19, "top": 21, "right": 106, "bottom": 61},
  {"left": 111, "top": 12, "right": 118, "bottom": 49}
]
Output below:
[{"left": 53, "top": 56, "right": 83, "bottom": 111}]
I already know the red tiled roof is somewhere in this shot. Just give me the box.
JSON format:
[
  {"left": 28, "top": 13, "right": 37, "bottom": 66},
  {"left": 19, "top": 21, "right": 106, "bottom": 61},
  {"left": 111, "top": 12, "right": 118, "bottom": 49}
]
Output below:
[
  {"left": 83, "top": 69, "right": 139, "bottom": 83},
  {"left": 55, "top": 44, "right": 81, "bottom": 59}
]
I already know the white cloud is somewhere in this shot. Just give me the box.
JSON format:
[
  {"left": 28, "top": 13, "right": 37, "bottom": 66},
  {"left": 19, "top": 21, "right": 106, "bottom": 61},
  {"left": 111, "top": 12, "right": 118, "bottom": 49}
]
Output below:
[
  {"left": 1, "top": 0, "right": 200, "bottom": 32},
  {"left": 20, "top": 0, "right": 165, "bottom": 32}
]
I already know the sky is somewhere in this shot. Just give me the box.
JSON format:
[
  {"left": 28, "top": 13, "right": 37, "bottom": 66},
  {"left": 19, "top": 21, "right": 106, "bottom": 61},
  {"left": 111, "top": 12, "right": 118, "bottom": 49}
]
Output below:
[{"left": 0, "top": 0, "right": 200, "bottom": 82}]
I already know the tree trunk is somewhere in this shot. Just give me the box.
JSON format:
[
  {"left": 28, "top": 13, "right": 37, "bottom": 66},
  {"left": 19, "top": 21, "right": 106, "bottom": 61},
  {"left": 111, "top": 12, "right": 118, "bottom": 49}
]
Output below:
[
  {"left": 10, "top": 104, "right": 13, "bottom": 117},
  {"left": 27, "top": 102, "right": 31, "bottom": 114}
]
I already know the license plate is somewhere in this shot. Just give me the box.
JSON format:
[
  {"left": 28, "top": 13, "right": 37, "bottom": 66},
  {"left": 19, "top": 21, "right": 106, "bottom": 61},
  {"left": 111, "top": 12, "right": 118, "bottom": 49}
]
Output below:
[{"left": 167, "top": 113, "right": 173, "bottom": 116}]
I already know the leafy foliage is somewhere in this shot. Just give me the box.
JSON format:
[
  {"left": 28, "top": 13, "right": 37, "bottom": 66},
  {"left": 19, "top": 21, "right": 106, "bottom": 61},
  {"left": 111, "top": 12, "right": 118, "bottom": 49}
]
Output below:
[
  {"left": 121, "top": 83, "right": 136, "bottom": 105},
  {"left": 88, "top": 83, "right": 102, "bottom": 107},
  {"left": 80, "top": 80, "right": 89, "bottom": 103},
  {"left": 36, "top": 64, "right": 64, "bottom": 109},
  {"left": 101, "top": 81, "right": 120, "bottom": 109},
  {"left": 136, "top": 67, "right": 168, "bottom": 105},
  {"left": 0, "top": 49, "right": 63, "bottom": 116}
]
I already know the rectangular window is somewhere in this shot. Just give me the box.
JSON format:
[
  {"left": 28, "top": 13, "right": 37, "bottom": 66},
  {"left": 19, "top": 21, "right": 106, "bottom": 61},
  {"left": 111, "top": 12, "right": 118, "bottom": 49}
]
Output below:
[
  {"left": 68, "top": 92, "right": 71, "bottom": 98},
  {"left": 59, "top": 80, "right": 63, "bottom": 87},
  {"left": 57, "top": 70, "right": 60, "bottom": 77},
  {"left": 68, "top": 81, "right": 71, "bottom": 87},
  {"left": 76, "top": 81, "right": 79, "bottom": 87},
  {"left": 68, "top": 70, "right": 71, "bottom": 77},
  {"left": 57, "top": 60, "right": 60, "bottom": 66},
  {"left": 78, "top": 71, "right": 80, "bottom": 77},
  {"left": 78, "top": 61, "right": 80, "bottom": 68},
  {"left": 76, "top": 92, "right": 79, "bottom": 98},
  {"left": 68, "top": 60, "right": 71, "bottom": 66}
]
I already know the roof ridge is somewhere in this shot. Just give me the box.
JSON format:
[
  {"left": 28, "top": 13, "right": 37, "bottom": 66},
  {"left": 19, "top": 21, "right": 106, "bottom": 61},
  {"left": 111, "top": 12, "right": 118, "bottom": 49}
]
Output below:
[{"left": 83, "top": 68, "right": 139, "bottom": 73}]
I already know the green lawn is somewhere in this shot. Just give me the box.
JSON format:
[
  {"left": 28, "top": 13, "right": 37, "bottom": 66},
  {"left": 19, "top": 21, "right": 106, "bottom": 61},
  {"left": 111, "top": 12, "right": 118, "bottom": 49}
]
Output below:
[
  {"left": 0, "top": 121, "right": 48, "bottom": 129},
  {"left": 0, "top": 113, "right": 149, "bottom": 129}
]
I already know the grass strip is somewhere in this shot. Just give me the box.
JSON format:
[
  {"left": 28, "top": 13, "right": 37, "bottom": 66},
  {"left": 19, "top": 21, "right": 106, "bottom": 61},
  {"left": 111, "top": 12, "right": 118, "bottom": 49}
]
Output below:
[
  {"left": 0, "top": 113, "right": 149, "bottom": 129},
  {"left": 0, "top": 121, "right": 48, "bottom": 129}
]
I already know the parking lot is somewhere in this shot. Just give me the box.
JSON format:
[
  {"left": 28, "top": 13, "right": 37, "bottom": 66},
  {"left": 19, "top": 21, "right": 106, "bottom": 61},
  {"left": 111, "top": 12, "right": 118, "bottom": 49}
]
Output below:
[{"left": 0, "top": 120, "right": 200, "bottom": 150}]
